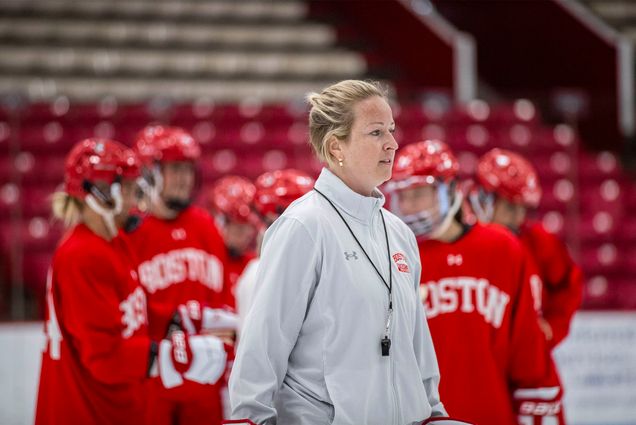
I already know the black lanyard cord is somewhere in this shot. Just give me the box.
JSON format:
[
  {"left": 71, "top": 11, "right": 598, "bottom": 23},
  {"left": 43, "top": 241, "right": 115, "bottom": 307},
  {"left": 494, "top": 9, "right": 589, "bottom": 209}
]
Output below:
[{"left": 313, "top": 188, "right": 393, "bottom": 309}]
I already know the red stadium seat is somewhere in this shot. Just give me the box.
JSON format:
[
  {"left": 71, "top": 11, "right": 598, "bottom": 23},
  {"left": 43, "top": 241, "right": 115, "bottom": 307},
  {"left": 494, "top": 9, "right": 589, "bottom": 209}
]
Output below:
[
  {"left": 22, "top": 185, "right": 57, "bottom": 218},
  {"left": 490, "top": 99, "right": 541, "bottom": 126},
  {"left": 0, "top": 182, "right": 20, "bottom": 218},
  {"left": 396, "top": 103, "right": 436, "bottom": 124},
  {"left": 580, "top": 244, "right": 620, "bottom": 275},
  {"left": 3, "top": 217, "right": 62, "bottom": 250},
  {"left": 583, "top": 275, "right": 636, "bottom": 310},
  {"left": 579, "top": 211, "right": 619, "bottom": 242},
  {"left": 22, "top": 251, "right": 53, "bottom": 296},
  {"left": 0, "top": 120, "right": 11, "bottom": 154},
  {"left": 620, "top": 217, "right": 636, "bottom": 243},
  {"left": 612, "top": 280, "right": 636, "bottom": 309},
  {"left": 18, "top": 154, "right": 65, "bottom": 185},
  {"left": 538, "top": 178, "right": 574, "bottom": 213},
  {"left": 582, "top": 275, "right": 614, "bottom": 309},
  {"left": 18, "top": 122, "right": 77, "bottom": 153},
  {"left": 448, "top": 99, "right": 492, "bottom": 127},
  {"left": 447, "top": 125, "right": 493, "bottom": 155},
  {"left": 530, "top": 152, "right": 571, "bottom": 183},
  {"left": 170, "top": 101, "right": 219, "bottom": 125},
  {"left": 578, "top": 151, "right": 622, "bottom": 182},
  {"left": 200, "top": 149, "right": 238, "bottom": 181},
  {"left": 579, "top": 180, "right": 625, "bottom": 219},
  {"left": 21, "top": 99, "right": 71, "bottom": 125}
]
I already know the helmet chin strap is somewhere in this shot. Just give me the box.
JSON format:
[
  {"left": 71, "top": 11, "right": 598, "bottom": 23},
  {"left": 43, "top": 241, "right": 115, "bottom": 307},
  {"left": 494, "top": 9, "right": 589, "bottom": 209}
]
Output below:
[
  {"left": 430, "top": 189, "right": 463, "bottom": 240},
  {"left": 85, "top": 183, "right": 122, "bottom": 238},
  {"left": 468, "top": 190, "right": 494, "bottom": 223},
  {"left": 149, "top": 165, "right": 164, "bottom": 208}
]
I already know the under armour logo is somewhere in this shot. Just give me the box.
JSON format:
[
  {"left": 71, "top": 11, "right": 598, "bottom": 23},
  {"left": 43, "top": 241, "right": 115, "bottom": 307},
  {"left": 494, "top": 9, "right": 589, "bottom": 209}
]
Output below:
[
  {"left": 447, "top": 254, "right": 463, "bottom": 266},
  {"left": 171, "top": 228, "right": 187, "bottom": 240},
  {"left": 344, "top": 251, "right": 358, "bottom": 261}
]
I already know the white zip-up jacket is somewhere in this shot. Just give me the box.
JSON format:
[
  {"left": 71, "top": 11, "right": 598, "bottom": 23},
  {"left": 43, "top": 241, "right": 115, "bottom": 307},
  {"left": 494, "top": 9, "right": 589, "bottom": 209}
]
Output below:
[
  {"left": 235, "top": 257, "right": 260, "bottom": 335},
  {"left": 229, "top": 168, "right": 446, "bottom": 425}
]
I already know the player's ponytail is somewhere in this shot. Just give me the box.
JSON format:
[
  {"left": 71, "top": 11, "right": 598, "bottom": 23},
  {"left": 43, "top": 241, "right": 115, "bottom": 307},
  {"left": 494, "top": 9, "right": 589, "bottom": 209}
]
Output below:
[{"left": 51, "top": 191, "right": 83, "bottom": 228}]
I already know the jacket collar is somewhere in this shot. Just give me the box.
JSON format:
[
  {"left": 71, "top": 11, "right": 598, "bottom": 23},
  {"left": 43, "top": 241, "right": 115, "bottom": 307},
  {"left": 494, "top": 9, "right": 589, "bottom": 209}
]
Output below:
[{"left": 314, "top": 168, "right": 385, "bottom": 225}]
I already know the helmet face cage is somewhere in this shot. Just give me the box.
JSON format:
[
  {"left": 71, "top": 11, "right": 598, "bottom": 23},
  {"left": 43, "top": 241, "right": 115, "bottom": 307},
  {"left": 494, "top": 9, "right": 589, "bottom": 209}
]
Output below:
[
  {"left": 390, "top": 179, "right": 460, "bottom": 240},
  {"left": 388, "top": 140, "right": 461, "bottom": 240},
  {"left": 82, "top": 177, "right": 122, "bottom": 209}
]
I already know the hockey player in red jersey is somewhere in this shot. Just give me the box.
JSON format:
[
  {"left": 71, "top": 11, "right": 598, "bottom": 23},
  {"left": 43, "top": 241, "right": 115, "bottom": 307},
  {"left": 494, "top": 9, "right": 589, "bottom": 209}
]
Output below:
[
  {"left": 234, "top": 169, "right": 314, "bottom": 332},
  {"left": 470, "top": 148, "right": 582, "bottom": 424},
  {"left": 35, "top": 138, "right": 228, "bottom": 425},
  {"left": 472, "top": 148, "right": 582, "bottom": 349},
  {"left": 208, "top": 176, "right": 260, "bottom": 298},
  {"left": 386, "top": 140, "right": 557, "bottom": 425},
  {"left": 131, "top": 125, "right": 237, "bottom": 425}
]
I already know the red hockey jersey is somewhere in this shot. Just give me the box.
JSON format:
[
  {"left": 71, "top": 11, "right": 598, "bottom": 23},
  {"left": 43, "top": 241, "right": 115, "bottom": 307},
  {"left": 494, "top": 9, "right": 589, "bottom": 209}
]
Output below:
[
  {"left": 418, "top": 223, "right": 551, "bottom": 425},
  {"left": 520, "top": 222, "right": 583, "bottom": 348},
  {"left": 126, "top": 206, "right": 231, "bottom": 419},
  {"left": 128, "top": 206, "right": 232, "bottom": 341},
  {"left": 35, "top": 224, "right": 150, "bottom": 425}
]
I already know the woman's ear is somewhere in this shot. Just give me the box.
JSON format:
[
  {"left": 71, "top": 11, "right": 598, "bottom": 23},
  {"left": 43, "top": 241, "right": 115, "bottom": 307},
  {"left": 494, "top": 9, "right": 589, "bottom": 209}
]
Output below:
[{"left": 327, "top": 135, "right": 343, "bottom": 162}]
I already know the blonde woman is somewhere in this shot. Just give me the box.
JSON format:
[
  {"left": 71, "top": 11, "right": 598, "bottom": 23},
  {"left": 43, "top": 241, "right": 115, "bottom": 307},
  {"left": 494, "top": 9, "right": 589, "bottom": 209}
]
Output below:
[{"left": 229, "top": 81, "right": 465, "bottom": 425}]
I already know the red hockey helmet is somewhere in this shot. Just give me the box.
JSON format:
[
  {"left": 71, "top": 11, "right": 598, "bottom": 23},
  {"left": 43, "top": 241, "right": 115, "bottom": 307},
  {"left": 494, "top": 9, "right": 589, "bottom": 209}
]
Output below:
[
  {"left": 254, "top": 169, "right": 315, "bottom": 217},
  {"left": 133, "top": 125, "right": 201, "bottom": 165},
  {"left": 476, "top": 148, "right": 542, "bottom": 208},
  {"left": 391, "top": 140, "right": 459, "bottom": 188},
  {"left": 120, "top": 148, "right": 142, "bottom": 180},
  {"left": 64, "top": 138, "right": 128, "bottom": 199},
  {"left": 386, "top": 140, "right": 462, "bottom": 240},
  {"left": 209, "top": 175, "right": 258, "bottom": 224}
]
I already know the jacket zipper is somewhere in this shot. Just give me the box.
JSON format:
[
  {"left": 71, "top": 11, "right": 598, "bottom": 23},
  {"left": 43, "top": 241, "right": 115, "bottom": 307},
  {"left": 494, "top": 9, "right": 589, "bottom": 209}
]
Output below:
[{"left": 390, "top": 311, "right": 400, "bottom": 425}]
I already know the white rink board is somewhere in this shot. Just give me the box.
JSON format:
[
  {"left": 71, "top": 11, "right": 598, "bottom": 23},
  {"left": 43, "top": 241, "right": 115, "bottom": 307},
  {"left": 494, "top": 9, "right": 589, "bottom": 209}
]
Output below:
[
  {"left": 553, "top": 312, "right": 636, "bottom": 425},
  {"left": 1, "top": 312, "right": 636, "bottom": 425},
  {"left": 0, "top": 323, "right": 44, "bottom": 425}
]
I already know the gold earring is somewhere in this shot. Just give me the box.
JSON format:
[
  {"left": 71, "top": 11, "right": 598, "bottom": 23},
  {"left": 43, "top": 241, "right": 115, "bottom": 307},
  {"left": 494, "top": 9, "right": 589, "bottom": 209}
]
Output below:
[{"left": 338, "top": 158, "right": 344, "bottom": 167}]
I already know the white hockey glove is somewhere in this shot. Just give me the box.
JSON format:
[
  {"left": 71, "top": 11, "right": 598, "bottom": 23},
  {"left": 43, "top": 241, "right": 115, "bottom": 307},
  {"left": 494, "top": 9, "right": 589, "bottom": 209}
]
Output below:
[
  {"left": 513, "top": 386, "right": 565, "bottom": 425},
  {"left": 157, "top": 330, "right": 227, "bottom": 389},
  {"left": 171, "top": 300, "right": 238, "bottom": 337}
]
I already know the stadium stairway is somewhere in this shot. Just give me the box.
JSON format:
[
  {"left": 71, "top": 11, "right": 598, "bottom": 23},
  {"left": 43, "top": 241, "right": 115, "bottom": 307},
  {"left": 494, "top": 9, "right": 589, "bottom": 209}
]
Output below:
[{"left": 0, "top": 0, "right": 367, "bottom": 102}]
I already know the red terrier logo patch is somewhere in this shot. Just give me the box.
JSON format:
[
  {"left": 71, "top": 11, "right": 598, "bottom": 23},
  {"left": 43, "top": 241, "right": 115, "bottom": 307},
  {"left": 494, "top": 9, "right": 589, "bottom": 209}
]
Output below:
[{"left": 392, "top": 252, "right": 410, "bottom": 273}]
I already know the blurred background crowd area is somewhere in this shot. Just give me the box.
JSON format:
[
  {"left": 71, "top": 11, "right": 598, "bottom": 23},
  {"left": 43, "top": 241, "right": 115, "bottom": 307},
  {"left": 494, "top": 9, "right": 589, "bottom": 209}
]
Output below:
[{"left": 1, "top": 0, "right": 635, "bottom": 320}]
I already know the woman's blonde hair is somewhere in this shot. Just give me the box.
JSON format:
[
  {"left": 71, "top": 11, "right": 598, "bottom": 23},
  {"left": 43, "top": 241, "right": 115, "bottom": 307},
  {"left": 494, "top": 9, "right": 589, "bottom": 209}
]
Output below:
[
  {"left": 51, "top": 191, "right": 83, "bottom": 228},
  {"left": 306, "top": 79, "right": 387, "bottom": 167}
]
